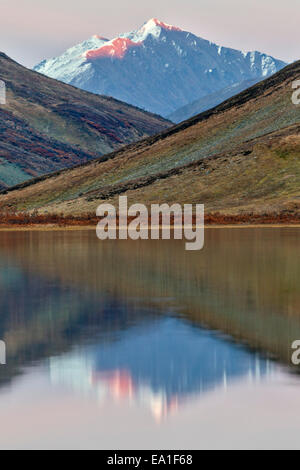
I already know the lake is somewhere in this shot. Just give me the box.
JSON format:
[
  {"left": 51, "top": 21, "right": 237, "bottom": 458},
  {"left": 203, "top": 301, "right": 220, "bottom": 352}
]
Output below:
[{"left": 0, "top": 228, "right": 299, "bottom": 450}]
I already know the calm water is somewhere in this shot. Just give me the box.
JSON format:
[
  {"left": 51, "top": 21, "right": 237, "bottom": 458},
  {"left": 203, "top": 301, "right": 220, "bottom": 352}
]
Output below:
[{"left": 0, "top": 228, "right": 300, "bottom": 450}]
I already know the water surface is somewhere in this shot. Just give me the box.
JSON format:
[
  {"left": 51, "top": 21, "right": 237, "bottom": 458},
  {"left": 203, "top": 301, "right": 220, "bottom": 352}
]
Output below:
[{"left": 0, "top": 228, "right": 299, "bottom": 449}]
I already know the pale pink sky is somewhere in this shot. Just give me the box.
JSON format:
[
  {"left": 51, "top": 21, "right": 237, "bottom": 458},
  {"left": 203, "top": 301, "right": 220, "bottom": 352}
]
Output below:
[{"left": 0, "top": 0, "right": 298, "bottom": 68}]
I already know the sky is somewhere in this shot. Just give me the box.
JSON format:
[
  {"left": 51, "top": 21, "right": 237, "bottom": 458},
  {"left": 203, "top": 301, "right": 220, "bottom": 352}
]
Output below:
[{"left": 0, "top": 0, "right": 299, "bottom": 68}]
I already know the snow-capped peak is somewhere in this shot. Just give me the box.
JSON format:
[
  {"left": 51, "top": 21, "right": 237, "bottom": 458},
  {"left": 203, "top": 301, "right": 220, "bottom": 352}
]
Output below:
[
  {"left": 120, "top": 18, "right": 183, "bottom": 43},
  {"left": 142, "top": 18, "right": 182, "bottom": 33},
  {"left": 34, "top": 19, "right": 287, "bottom": 118},
  {"left": 82, "top": 19, "right": 183, "bottom": 61}
]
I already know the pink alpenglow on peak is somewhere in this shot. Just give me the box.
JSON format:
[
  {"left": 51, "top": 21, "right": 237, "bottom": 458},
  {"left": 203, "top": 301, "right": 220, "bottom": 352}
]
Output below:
[
  {"left": 147, "top": 18, "right": 182, "bottom": 32},
  {"left": 84, "top": 19, "right": 182, "bottom": 61},
  {"left": 84, "top": 37, "right": 142, "bottom": 60}
]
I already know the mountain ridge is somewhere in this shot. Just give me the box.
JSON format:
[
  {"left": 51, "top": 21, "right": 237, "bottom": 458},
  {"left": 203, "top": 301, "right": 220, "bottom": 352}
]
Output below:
[
  {"left": 34, "top": 18, "right": 287, "bottom": 117},
  {"left": 168, "top": 78, "right": 261, "bottom": 123}
]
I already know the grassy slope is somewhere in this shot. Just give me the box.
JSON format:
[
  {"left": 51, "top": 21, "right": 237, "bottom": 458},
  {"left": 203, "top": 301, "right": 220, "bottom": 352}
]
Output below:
[
  {"left": 0, "top": 53, "right": 170, "bottom": 187},
  {"left": 0, "top": 60, "right": 299, "bottom": 216}
]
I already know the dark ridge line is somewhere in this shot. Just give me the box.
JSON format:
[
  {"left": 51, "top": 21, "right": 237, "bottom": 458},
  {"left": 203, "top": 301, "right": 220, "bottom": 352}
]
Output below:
[{"left": 1, "top": 59, "right": 299, "bottom": 197}]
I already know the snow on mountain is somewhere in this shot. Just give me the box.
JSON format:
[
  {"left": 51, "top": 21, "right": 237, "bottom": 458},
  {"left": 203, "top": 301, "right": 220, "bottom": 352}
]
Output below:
[
  {"left": 36, "top": 35, "right": 109, "bottom": 84},
  {"left": 34, "top": 18, "right": 287, "bottom": 117}
]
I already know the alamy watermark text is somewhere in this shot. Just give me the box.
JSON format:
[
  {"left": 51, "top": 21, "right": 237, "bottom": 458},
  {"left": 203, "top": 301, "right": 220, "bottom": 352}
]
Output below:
[
  {"left": 0, "top": 80, "right": 6, "bottom": 105},
  {"left": 0, "top": 341, "right": 6, "bottom": 365},
  {"left": 96, "top": 196, "right": 204, "bottom": 251},
  {"left": 292, "top": 80, "right": 300, "bottom": 105}
]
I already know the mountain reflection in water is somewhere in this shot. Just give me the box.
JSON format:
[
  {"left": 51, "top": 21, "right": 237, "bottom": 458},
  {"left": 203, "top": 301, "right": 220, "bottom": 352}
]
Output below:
[
  {"left": 0, "top": 229, "right": 299, "bottom": 448},
  {"left": 50, "top": 317, "right": 272, "bottom": 421}
]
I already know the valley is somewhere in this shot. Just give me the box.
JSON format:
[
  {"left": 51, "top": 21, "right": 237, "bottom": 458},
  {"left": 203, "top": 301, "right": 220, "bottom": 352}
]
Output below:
[{"left": 0, "top": 60, "right": 298, "bottom": 221}]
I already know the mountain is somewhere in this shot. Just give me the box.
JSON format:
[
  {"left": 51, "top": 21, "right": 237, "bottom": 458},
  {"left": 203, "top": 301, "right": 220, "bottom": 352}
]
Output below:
[
  {"left": 0, "top": 52, "right": 170, "bottom": 188},
  {"left": 34, "top": 18, "right": 287, "bottom": 117},
  {"left": 168, "top": 78, "right": 261, "bottom": 123},
  {"left": 1, "top": 60, "right": 299, "bottom": 218}
]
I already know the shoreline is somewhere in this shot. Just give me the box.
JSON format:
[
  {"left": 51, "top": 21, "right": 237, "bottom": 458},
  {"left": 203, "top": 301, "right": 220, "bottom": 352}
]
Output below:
[
  {"left": 0, "top": 212, "right": 299, "bottom": 229},
  {"left": 0, "top": 223, "right": 299, "bottom": 232}
]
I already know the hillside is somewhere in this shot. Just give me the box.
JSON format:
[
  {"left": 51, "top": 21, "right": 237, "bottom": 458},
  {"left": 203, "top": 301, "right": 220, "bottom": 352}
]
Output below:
[
  {"left": 34, "top": 18, "right": 286, "bottom": 117},
  {"left": 0, "top": 60, "right": 299, "bottom": 218},
  {"left": 0, "top": 53, "right": 170, "bottom": 188}
]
